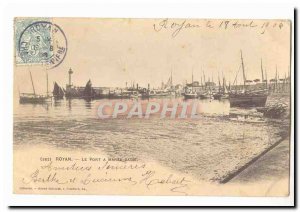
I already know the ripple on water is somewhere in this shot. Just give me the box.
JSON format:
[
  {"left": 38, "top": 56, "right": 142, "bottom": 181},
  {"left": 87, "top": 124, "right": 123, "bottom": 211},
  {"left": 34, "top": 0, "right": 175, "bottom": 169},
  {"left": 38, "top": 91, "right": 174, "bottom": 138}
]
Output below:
[{"left": 13, "top": 96, "right": 289, "bottom": 182}]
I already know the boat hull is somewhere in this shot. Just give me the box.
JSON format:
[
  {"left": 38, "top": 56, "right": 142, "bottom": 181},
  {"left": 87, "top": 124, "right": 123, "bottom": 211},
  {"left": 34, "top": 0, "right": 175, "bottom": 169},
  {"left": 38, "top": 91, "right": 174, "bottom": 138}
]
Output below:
[
  {"left": 229, "top": 94, "right": 268, "bottom": 107},
  {"left": 53, "top": 95, "right": 64, "bottom": 100},
  {"left": 183, "top": 94, "right": 198, "bottom": 99},
  {"left": 213, "top": 93, "right": 229, "bottom": 100},
  {"left": 198, "top": 94, "right": 212, "bottom": 99},
  {"left": 142, "top": 93, "right": 172, "bottom": 99},
  {"left": 19, "top": 96, "right": 51, "bottom": 104}
]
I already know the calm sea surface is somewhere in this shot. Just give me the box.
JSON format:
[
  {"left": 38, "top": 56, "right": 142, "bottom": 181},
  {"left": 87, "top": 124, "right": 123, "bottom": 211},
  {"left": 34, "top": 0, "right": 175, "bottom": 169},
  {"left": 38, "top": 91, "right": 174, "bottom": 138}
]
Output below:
[{"left": 13, "top": 96, "right": 290, "bottom": 181}]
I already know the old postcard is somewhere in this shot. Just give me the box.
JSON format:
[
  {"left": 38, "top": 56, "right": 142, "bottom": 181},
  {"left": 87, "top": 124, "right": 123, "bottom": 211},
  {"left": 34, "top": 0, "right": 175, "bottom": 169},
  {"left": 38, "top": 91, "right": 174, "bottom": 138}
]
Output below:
[{"left": 13, "top": 17, "right": 292, "bottom": 196}]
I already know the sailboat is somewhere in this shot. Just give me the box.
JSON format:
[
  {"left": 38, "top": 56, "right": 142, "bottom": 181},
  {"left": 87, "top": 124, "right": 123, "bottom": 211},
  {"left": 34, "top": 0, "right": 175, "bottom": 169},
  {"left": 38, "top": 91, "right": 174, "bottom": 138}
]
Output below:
[
  {"left": 53, "top": 82, "right": 65, "bottom": 99},
  {"left": 82, "top": 79, "right": 96, "bottom": 99},
  {"left": 229, "top": 51, "right": 269, "bottom": 107},
  {"left": 221, "top": 79, "right": 229, "bottom": 99},
  {"left": 183, "top": 71, "right": 198, "bottom": 99},
  {"left": 213, "top": 76, "right": 229, "bottom": 100},
  {"left": 19, "top": 71, "right": 52, "bottom": 104},
  {"left": 183, "top": 89, "right": 198, "bottom": 99},
  {"left": 143, "top": 72, "right": 176, "bottom": 98}
]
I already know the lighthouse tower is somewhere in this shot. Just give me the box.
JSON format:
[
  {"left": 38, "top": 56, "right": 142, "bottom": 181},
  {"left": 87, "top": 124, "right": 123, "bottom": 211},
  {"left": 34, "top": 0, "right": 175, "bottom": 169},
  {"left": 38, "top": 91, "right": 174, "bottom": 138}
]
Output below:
[{"left": 68, "top": 68, "right": 73, "bottom": 86}]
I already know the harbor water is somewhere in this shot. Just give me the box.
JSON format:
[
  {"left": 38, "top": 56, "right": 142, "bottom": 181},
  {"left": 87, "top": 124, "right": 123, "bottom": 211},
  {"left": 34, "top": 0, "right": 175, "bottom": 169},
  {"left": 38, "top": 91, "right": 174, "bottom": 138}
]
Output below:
[{"left": 13, "top": 95, "right": 290, "bottom": 182}]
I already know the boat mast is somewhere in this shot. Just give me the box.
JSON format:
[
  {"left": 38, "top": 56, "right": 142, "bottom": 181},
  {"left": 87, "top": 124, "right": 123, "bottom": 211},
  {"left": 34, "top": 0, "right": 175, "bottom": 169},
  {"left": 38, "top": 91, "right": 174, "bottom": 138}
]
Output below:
[
  {"left": 284, "top": 72, "right": 287, "bottom": 93},
  {"left": 261, "top": 58, "right": 264, "bottom": 82},
  {"left": 29, "top": 71, "right": 36, "bottom": 96},
  {"left": 233, "top": 65, "right": 240, "bottom": 86},
  {"left": 222, "top": 71, "right": 226, "bottom": 93},
  {"left": 240, "top": 51, "right": 246, "bottom": 90},
  {"left": 265, "top": 68, "right": 268, "bottom": 89},
  {"left": 288, "top": 65, "right": 290, "bottom": 93},
  {"left": 275, "top": 65, "right": 278, "bottom": 92},
  {"left": 192, "top": 70, "right": 194, "bottom": 83},
  {"left": 224, "top": 77, "right": 228, "bottom": 93},
  {"left": 218, "top": 72, "right": 221, "bottom": 93},
  {"left": 203, "top": 69, "right": 206, "bottom": 89},
  {"left": 171, "top": 69, "right": 173, "bottom": 87},
  {"left": 288, "top": 65, "right": 290, "bottom": 80},
  {"left": 191, "top": 70, "right": 194, "bottom": 92}
]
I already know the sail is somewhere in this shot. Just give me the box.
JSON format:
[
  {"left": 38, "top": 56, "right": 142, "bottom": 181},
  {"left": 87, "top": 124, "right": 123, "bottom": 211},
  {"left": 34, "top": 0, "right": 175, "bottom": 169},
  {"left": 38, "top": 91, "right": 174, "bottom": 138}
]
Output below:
[
  {"left": 164, "top": 76, "right": 172, "bottom": 89},
  {"left": 53, "top": 82, "right": 57, "bottom": 93},
  {"left": 58, "top": 86, "right": 64, "bottom": 96},
  {"left": 223, "top": 78, "right": 228, "bottom": 94},
  {"left": 53, "top": 82, "right": 60, "bottom": 95},
  {"left": 53, "top": 82, "right": 64, "bottom": 98},
  {"left": 83, "top": 79, "right": 94, "bottom": 97}
]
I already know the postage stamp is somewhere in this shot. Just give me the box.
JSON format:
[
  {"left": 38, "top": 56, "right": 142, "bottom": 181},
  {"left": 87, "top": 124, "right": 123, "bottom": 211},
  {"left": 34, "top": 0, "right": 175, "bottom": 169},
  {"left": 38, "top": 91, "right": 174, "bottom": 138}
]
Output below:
[{"left": 14, "top": 18, "right": 67, "bottom": 69}]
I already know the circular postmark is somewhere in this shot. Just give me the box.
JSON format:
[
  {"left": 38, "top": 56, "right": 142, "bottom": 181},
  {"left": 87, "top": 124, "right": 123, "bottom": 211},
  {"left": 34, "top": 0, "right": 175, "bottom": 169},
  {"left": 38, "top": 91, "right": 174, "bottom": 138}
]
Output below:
[{"left": 18, "top": 21, "right": 67, "bottom": 69}]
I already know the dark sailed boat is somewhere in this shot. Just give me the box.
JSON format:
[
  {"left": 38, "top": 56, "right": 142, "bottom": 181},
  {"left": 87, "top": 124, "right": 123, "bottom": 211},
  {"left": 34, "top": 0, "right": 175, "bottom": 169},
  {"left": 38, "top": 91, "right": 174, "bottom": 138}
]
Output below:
[
  {"left": 229, "top": 51, "right": 268, "bottom": 107},
  {"left": 82, "top": 79, "right": 96, "bottom": 99},
  {"left": 53, "top": 82, "right": 65, "bottom": 99}
]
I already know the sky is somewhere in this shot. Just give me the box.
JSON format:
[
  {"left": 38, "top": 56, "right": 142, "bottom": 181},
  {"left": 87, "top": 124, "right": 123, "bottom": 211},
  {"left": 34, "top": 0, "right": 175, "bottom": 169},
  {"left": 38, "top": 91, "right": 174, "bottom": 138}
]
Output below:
[{"left": 14, "top": 18, "right": 291, "bottom": 95}]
